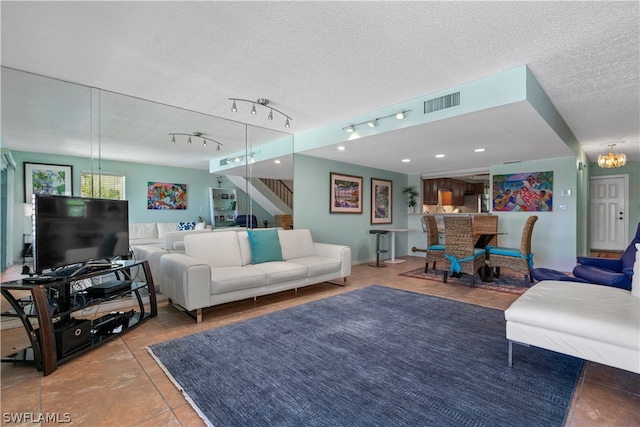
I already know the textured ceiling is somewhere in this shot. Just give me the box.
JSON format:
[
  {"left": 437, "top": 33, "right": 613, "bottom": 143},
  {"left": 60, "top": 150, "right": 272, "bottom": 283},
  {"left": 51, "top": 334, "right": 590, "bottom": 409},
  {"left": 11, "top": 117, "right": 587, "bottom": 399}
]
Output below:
[{"left": 1, "top": 1, "right": 638, "bottom": 174}]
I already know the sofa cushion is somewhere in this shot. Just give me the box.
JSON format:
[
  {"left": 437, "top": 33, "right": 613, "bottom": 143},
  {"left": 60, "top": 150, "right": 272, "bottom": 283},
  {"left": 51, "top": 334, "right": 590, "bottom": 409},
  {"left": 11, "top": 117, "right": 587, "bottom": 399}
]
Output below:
[
  {"left": 177, "top": 221, "right": 196, "bottom": 231},
  {"left": 185, "top": 231, "right": 243, "bottom": 268},
  {"left": 247, "top": 228, "right": 283, "bottom": 264},
  {"left": 293, "top": 256, "right": 342, "bottom": 276},
  {"left": 505, "top": 280, "right": 639, "bottom": 350},
  {"left": 278, "top": 229, "right": 316, "bottom": 260},
  {"left": 129, "top": 223, "right": 158, "bottom": 239},
  {"left": 157, "top": 222, "right": 178, "bottom": 240},
  {"left": 209, "top": 266, "right": 265, "bottom": 294},
  {"left": 249, "top": 261, "right": 308, "bottom": 285}
]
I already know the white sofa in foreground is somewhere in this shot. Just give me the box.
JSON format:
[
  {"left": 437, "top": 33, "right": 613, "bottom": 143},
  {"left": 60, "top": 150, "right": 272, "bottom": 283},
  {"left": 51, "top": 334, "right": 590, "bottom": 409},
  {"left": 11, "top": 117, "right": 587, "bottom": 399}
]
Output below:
[
  {"left": 505, "top": 244, "right": 640, "bottom": 374},
  {"left": 160, "top": 228, "right": 352, "bottom": 322}
]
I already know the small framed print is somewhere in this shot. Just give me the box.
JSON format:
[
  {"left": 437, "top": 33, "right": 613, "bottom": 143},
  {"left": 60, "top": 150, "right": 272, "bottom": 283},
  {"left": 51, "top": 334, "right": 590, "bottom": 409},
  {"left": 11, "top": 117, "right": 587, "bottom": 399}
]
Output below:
[
  {"left": 226, "top": 214, "right": 235, "bottom": 221},
  {"left": 330, "top": 172, "right": 362, "bottom": 214},
  {"left": 371, "top": 178, "right": 392, "bottom": 224},
  {"left": 222, "top": 193, "right": 229, "bottom": 199},
  {"left": 219, "top": 215, "right": 226, "bottom": 222}
]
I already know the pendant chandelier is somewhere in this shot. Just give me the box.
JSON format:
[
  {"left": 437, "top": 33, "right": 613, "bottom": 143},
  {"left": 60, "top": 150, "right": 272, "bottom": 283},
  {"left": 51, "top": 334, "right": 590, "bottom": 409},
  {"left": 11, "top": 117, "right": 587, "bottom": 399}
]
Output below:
[{"left": 597, "top": 143, "right": 626, "bottom": 168}]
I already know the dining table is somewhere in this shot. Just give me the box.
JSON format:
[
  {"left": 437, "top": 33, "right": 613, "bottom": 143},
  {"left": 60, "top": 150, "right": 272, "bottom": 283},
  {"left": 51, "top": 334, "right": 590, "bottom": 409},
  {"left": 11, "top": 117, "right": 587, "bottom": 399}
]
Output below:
[{"left": 474, "top": 232, "right": 507, "bottom": 281}]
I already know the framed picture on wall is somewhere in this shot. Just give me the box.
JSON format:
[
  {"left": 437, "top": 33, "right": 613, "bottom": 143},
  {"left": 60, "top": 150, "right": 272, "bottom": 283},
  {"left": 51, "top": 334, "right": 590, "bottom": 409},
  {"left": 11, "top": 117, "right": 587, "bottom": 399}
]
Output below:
[
  {"left": 330, "top": 172, "right": 362, "bottom": 214},
  {"left": 371, "top": 178, "right": 392, "bottom": 224},
  {"left": 147, "top": 182, "right": 187, "bottom": 210},
  {"left": 492, "top": 171, "right": 553, "bottom": 212},
  {"left": 24, "top": 162, "right": 73, "bottom": 203}
]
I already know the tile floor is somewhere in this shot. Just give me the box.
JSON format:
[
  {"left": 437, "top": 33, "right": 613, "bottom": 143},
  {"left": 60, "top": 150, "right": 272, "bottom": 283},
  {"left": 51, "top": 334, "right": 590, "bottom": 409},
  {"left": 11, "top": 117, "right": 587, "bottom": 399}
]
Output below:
[{"left": 1, "top": 256, "right": 638, "bottom": 426}]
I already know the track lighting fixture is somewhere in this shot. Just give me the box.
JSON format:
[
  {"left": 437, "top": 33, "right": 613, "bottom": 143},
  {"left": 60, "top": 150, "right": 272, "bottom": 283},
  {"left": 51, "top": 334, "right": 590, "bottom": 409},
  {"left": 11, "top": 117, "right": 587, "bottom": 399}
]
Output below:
[
  {"left": 219, "top": 150, "right": 261, "bottom": 166},
  {"left": 169, "top": 132, "right": 223, "bottom": 151},
  {"left": 229, "top": 97, "right": 293, "bottom": 129},
  {"left": 342, "top": 109, "right": 411, "bottom": 132}
]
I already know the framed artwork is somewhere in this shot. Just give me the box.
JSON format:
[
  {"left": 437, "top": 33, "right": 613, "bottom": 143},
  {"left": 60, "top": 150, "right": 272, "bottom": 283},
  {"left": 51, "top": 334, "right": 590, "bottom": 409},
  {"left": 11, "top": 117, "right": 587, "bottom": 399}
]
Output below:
[
  {"left": 330, "top": 172, "right": 362, "bottom": 214},
  {"left": 492, "top": 171, "right": 553, "bottom": 212},
  {"left": 221, "top": 193, "right": 229, "bottom": 199},
  {"left": 24, "top": 162, "right": 73, "bottom": 202},
  {"left": 219, "top": 215, "right": 226, "bottom": 222},
  {"left": 147, "top": 182, "right": 187, "bottom": 210},
  {"left": 371, "top": 178, "right": 392, "bottom": 224},
  {"left": 226, "top": 214, "right": 235, "bottom": 221}
]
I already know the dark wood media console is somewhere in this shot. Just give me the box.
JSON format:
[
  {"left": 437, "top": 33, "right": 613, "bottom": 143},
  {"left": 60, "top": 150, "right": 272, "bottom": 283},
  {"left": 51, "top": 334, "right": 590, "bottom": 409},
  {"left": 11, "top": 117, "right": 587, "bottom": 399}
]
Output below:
[{"left": 1, "top": 260, "right": 157, "bottom": 376}]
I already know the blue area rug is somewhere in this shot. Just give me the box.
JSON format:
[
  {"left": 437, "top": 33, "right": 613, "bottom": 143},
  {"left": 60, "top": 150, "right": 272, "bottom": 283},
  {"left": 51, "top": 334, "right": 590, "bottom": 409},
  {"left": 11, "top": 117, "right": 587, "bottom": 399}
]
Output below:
[{"left": 148, "top": 285, "right": 582, "bottom": 427}]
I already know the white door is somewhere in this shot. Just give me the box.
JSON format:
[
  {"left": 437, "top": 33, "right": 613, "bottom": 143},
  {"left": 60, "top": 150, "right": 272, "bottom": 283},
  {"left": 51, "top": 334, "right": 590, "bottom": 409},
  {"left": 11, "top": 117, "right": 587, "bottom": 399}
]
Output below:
[{"left": 589, "top": 175, "right": 628, "bottom": 251}]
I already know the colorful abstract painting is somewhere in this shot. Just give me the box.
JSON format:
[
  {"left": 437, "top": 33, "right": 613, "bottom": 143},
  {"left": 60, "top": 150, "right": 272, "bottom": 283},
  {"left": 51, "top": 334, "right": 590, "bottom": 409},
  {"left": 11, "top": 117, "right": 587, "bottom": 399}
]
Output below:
[
  {"left": 147, "top": 182, "right": 187, "bottom": 210},
  {"left": 492, "top": 171, "right": 553, "bottom": 212}
]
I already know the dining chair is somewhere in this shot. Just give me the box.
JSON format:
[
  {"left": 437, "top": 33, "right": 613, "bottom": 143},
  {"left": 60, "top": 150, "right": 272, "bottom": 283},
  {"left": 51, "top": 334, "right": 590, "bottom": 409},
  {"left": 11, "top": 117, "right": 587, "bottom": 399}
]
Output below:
[
  {"left": 473, "top": 215, "right": 499, "bottom": 248},
  {"left": 486, "top": 215, "right": 538, "bottom": 287},
  {"left": 421, "top": 215, "right": 445, "bottom": 272},
  {"left": 275, "top": 214, "right": 293, "bottom": 230},
  {"left": 443, "top": 216, "right": 486, "bottom": 287}
]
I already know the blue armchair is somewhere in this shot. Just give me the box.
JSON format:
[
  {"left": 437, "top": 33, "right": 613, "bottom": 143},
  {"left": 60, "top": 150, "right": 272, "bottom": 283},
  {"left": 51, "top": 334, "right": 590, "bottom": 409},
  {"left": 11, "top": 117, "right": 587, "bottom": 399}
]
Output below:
[
  {"left": 236, "top": 215, "right": 258, "bottom": 229},
  {"left": 572, "top": 222, "right": 640, "bottom": 290}
]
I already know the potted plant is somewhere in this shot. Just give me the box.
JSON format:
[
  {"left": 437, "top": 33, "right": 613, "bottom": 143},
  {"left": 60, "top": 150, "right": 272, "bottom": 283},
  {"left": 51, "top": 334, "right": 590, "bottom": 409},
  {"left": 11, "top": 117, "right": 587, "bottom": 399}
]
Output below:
[{"left": 402, "top": 186, "right": 419, "bottom": 213}]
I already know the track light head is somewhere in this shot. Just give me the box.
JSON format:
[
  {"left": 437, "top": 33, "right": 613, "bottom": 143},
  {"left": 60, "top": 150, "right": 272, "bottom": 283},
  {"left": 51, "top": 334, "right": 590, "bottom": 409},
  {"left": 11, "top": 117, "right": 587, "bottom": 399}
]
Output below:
[
  {"left": 368, "top": 119, "right": 377, "bottom": 128},
  {"left": 169, "top": 132, "right": 223, "bottom": 151},
  {"left": 346, "top": 125, "right": 355, "bottom": 133},
  {"left": 228, "top": 98, "right": 293, "bottom": 128},
  {"left": 396, "top": 111, "right": 405, "bottom": 120}
]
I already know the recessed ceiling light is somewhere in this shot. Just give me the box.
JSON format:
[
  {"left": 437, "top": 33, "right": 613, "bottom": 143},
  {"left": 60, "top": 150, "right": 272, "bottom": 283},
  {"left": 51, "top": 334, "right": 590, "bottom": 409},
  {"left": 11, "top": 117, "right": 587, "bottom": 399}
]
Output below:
[
  {"left": 474, "top": 148, "right": 486, "bottom": 152},
  {"left": 274, "top": 159, "right": 281, "bottom": 164},
  {"left": 435, "top": 154, "right": 445, "bottom": 158},
  {"left": 338, "top": 146, "right": 346, "bottom": 151},
  {"left": 402, "top": 158, "right": 411, "bottom": 163}
]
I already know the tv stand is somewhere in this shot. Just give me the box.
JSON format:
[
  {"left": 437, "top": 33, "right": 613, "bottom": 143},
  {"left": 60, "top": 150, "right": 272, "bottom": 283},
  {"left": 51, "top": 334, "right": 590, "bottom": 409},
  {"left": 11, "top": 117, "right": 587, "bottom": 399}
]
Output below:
[{"left": 1, "top": 260, "right": 156, "bottom": 375}]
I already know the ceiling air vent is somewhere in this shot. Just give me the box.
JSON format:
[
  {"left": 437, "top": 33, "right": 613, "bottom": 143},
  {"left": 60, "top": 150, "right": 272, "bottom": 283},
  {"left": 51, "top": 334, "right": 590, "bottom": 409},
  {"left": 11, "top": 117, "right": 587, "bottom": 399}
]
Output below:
[{"left": 424, "top": 92, "right": 460, "bottom": 114}]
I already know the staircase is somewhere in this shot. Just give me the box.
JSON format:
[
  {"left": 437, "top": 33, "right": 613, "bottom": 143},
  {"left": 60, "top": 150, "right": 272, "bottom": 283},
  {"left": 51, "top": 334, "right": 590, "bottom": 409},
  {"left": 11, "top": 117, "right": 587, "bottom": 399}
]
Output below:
[{"left": 260, "top": 178, "right": 293, "bottom": 209}]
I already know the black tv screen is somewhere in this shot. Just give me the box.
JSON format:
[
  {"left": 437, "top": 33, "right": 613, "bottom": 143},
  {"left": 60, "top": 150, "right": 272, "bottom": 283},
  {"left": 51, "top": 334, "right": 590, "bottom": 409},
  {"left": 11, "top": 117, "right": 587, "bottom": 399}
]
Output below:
[{"left": 33, "top": 195, "right": 130, "bottom": 274}]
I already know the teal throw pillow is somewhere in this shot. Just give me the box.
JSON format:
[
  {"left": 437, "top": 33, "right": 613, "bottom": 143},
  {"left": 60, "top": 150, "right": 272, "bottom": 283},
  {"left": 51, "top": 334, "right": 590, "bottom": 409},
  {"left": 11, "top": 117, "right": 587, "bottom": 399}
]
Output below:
[{"left": 247, "top": 228, "right": 283, "bottom": 264}]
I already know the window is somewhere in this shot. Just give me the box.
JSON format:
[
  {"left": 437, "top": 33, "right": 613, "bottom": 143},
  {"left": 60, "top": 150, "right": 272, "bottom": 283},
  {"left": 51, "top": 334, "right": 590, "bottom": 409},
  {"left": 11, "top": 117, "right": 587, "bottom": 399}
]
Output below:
[{"left": 81, "top": 171, "right": 125, "bottom": 200}]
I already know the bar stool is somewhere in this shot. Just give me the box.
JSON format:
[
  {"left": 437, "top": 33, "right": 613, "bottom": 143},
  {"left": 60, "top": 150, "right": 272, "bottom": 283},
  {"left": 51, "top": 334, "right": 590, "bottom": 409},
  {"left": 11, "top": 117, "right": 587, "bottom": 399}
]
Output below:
[{"left": 369, "top": 230, "right": 389, "bottom": 267}]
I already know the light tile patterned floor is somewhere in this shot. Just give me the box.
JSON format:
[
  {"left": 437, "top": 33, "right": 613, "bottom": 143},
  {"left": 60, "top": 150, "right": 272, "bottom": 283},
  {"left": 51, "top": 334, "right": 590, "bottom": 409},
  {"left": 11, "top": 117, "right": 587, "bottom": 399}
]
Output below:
[{"left": 1, "top": 256, "right": 638, "bottom": 426}]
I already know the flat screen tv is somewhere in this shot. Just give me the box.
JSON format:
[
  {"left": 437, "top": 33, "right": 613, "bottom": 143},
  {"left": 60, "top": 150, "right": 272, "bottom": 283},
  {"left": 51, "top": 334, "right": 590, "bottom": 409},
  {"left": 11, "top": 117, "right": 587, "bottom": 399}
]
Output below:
[{"left": 33, "top": 195, "right": 130, "bottom": 274}]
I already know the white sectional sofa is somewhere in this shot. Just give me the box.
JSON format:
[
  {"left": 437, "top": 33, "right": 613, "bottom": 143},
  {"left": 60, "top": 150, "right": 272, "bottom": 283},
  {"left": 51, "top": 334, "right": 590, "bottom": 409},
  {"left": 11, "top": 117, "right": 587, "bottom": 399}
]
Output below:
[
  {"left": 505, "top": 243, "right": 640, "bottom": 374},
  {"left": 128, "top": 222, "right": 212, "bottom": 289},
  {"left": 160, "top": 228, "right": 352, "bottom": 322}
]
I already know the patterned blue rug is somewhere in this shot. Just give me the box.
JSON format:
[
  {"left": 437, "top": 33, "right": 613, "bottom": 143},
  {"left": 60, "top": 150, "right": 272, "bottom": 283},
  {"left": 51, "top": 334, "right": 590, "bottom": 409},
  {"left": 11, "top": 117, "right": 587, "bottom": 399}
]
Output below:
[{"left": 148, "top": 285, "right": 582, "bottom": 427}]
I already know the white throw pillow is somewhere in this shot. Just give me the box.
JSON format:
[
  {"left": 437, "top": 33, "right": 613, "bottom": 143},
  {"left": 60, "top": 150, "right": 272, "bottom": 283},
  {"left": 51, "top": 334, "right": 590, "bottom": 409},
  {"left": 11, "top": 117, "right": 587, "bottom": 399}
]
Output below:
[{"left": 632, "top": 243, "right": 639, "bottom": 298}]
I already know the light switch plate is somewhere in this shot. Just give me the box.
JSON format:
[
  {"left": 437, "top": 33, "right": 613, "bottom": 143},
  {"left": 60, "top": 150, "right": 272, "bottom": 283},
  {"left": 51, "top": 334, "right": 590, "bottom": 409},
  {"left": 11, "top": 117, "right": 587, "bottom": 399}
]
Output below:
[{"left": 561, "top": 189, "right": 571, "bottom": 197}]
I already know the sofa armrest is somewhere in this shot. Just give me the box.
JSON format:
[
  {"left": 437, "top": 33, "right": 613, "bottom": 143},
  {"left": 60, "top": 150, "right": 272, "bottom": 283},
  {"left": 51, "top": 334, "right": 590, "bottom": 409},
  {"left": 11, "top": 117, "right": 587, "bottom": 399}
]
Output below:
[
  {"left": 160, "top": 253, "right": 211, "bottom": 311},
  {"left": 576, "top": 256, "right": 622, "bottom": 271},
  {"left": 314, "top": 243, "right": 352, "bottom": 277}
]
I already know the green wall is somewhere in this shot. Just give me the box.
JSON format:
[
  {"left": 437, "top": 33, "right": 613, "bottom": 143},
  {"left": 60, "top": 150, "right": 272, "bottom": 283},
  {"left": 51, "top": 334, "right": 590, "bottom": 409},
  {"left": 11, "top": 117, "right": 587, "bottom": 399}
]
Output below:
[
  {"left": 588, "top": 160, "right": 639, "bottom": 242},
  {"left": 293, "top": 154, "right": 409, "bottom": 265},
  {"left": 10, "top": 150, "right": 274, "bottom": 262}
]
